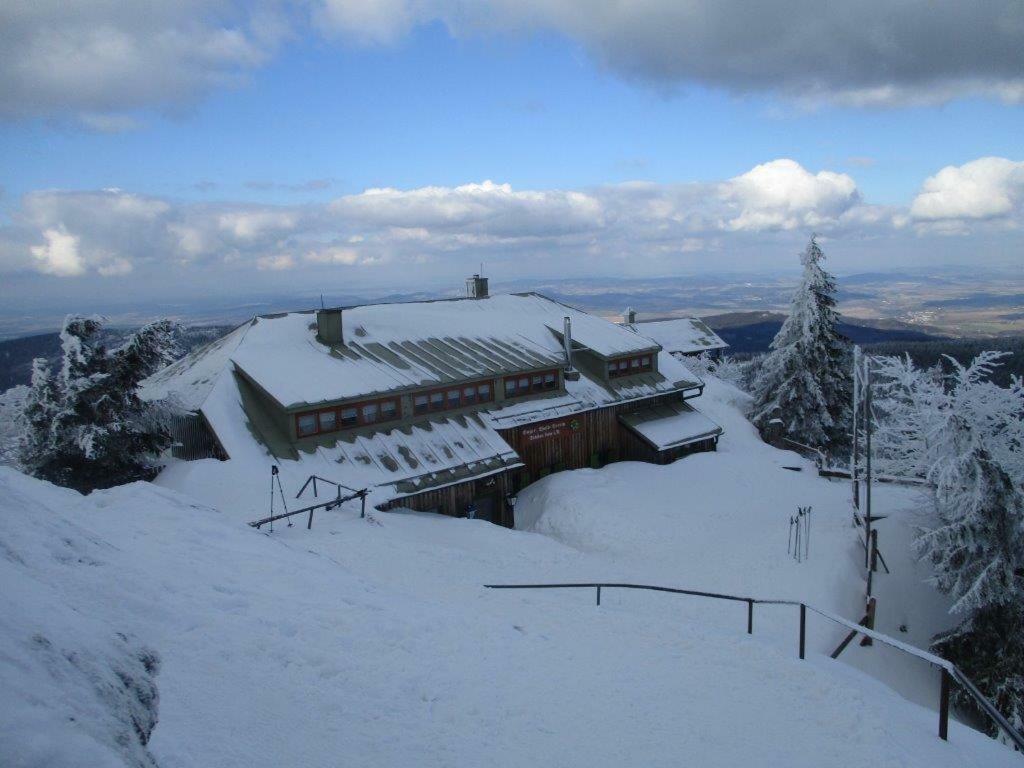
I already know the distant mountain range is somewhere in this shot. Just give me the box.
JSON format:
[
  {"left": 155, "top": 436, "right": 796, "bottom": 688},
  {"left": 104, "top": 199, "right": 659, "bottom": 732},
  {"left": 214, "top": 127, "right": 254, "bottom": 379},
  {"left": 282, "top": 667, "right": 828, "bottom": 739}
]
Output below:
[{"left": 700, "top": 312, "right": 946, "bottom": 353}]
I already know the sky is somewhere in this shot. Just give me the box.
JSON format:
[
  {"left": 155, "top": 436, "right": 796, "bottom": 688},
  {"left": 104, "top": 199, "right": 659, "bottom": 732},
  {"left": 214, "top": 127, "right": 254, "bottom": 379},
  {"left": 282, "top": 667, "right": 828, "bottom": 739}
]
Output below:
[{"left": 1, "top": 1, "right": 1022, "bottom": 313}]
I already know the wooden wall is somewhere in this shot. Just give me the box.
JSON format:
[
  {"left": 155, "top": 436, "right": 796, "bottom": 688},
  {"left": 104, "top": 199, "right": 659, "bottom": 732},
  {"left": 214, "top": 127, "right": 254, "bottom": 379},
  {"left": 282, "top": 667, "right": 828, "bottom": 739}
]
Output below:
[
  {"left": 376, "top": 468, "right": 522, "bottom": 527},
  {"left": 379, "top": 394, "right": 717, "bottom": 528},
  {"left": 496, "top": 393, "right": 685, "bottom": 480}
]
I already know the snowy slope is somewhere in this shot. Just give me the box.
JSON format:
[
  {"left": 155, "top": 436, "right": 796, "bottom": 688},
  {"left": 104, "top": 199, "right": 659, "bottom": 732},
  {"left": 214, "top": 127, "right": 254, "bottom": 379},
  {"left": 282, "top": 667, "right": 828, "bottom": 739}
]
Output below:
[{"left": 2, "top": 375, "right": 1015, "bottom": 767}]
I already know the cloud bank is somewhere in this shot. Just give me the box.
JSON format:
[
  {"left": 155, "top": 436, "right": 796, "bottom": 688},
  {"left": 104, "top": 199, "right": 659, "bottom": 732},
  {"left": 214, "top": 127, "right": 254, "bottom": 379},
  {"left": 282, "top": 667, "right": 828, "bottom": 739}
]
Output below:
[
  {"left": 3, "top": 1, "right": 1023, "bottom": 123},
  {"left": 2, "top": 158, "right": 1019, "bottom": 283}
]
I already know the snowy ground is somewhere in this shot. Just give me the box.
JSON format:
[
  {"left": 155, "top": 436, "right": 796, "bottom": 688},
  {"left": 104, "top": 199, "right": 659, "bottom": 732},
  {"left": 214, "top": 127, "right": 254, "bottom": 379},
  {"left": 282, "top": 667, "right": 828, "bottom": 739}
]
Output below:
[{"left": 1, "top": 376, "right": 1016, "bottom": 767}]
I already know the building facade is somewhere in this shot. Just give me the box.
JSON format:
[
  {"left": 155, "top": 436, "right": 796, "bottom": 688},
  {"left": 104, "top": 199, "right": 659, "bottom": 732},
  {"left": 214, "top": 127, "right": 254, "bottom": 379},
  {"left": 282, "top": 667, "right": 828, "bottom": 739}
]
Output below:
[{"left": 143, "top": 282, "right": 722, "bottom": 527}]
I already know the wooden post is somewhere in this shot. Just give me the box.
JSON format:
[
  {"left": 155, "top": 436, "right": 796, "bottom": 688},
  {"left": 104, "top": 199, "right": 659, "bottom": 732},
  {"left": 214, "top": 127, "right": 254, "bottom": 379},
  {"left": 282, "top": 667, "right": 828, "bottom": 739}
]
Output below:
[
  {"left": 307, "top": 507, "right": 314, "bottom": 529},
  {"left": 799, "top": 603, "right": 806, "bottom": 659},
  {"left": 870, "top": 529, "right": 879, "bottom": 573},
  {"left": 939, "top": 668, "right": 951, "bottom": 740},
  {"left": 360, "top": 491, "right": 366, "bottom": 519},
  {"left": 747, "top": 599, "right": 754, "bottom": 635},
  {"left": 596, "top": 585, "right": 602, "bottom": 606}
]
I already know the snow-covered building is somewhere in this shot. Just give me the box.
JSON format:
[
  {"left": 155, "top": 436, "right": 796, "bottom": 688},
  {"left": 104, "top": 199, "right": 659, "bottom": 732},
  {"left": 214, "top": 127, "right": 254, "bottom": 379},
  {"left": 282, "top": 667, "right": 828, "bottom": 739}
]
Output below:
[
  {"left": 621, "top": 312, "right": 729, "bottom": 359},
  {"left": 142, "top": 280, "right": 722, "bottom": 525}
]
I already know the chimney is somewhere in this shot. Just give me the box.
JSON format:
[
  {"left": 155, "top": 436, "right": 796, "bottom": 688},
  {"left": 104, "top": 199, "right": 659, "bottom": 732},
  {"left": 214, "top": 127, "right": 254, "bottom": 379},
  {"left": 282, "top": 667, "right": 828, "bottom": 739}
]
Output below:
[
  {"left": 562, "top": 316, "right": 581, "bottom": 381},
  {"left": 316, "top": 308, "right": 343, "bottom": 345},
  {"left": 466, "top": 274, "right": 489, "bottom": 299},
  {"left": 625, "top": 307, "right": 636, "bottom": 324}
]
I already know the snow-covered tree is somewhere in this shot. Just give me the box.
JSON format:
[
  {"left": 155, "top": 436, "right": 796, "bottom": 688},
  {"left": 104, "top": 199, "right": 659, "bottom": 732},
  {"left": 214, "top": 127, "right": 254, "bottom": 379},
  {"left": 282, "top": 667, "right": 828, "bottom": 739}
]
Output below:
[
  {"left": 872, "top": 350, "right": 1024, "bottom": 735},
  {"left": 18, "top": 359, "right": 60, "bottom": 474},
  {"left": 750, "top": 237, "right": 851, "bottom": 452},
  {"left": 20, "top": 316, "right": 181, "bottom": 492}
]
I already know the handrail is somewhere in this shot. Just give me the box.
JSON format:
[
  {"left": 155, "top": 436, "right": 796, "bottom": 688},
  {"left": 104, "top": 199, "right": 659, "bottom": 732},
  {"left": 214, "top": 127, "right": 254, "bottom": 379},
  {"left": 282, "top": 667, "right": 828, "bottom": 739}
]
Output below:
[{"left": 483, "top": 581, "right": 1024, "bottom": 751}]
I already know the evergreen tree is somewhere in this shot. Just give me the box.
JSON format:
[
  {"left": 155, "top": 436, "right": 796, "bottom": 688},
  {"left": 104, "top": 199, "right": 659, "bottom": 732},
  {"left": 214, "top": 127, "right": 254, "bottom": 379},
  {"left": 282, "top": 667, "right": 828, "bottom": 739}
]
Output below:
[
  {"left": 19, "top": 316, "right": 180, "bottom": 492},
  {"left": 876, "top": 351, "right": 1024, "bottom": 736},
  {"left": 19, "top": 358, "right": 60, "bottom": 475},
  {"left": 922, "top": 412, "right": 1024, "bottom": 736},
  {"left": 751, "top": 237, "right": 851, "bottom": 452}
]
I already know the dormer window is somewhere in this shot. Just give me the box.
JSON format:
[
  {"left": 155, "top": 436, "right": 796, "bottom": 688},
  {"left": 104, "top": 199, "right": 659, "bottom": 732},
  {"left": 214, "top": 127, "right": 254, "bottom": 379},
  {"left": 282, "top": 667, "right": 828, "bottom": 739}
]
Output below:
[{"left": 608, "top": 354, "right": 655, "bottom": 379}]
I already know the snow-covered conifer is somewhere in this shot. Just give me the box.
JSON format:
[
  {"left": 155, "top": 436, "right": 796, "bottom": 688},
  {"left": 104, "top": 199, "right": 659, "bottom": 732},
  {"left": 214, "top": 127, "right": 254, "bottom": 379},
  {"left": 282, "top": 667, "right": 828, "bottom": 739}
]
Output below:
[
  {"left": 750, "top": 237, "right": 851, "bottom": 451},
  {"left": 20, "top": 315, "right": 179, "bottom": 491}
]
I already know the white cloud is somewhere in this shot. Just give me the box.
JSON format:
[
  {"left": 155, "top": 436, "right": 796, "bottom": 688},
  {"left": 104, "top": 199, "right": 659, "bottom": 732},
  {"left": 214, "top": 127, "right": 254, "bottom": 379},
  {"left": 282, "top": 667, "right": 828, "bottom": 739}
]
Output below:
[
  {"left": 30, "top": 228, "right": 85, "bottom": 276},
  {"left": 719, "top": 159, "right": 861, "bottom": 231},
  {"left": 3, "top": 157, "right": 1019, "bottom": 281},
  {"left": 910, "top": 157, "right": 1024, "bottom": 222},
  {"left": 256, "top": 254, "right": 296, "bottom": 271},
  {"left": 0, "top": 0, "right": 289, "bottom": 121}
]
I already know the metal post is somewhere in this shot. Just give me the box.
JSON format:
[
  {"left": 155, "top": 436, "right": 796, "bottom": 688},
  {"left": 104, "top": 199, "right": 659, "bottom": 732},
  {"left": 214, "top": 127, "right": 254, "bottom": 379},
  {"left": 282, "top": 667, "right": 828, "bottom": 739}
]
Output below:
[
  {"left": 799, "top": 603, "right": 807, "bottom": 659},
  {"left": 939, "top": 668, "right": 951, "bottom": 740},
  {"left": 307, "top": 508, "right": 314, "bottom": 529},
  {"left": 747, "top": 599, "right": 753, "bottom": 634},
  {"left": 312, "top": 476, "right": 317, "bottom": 498},
  {"left": 870, "top": 529, "right": 878, "bottom": 573},
  {"left": 852, "top": 346, "right": 860, "bottom": 511},
  {"left": 360, "top": 491, "right": 366, "bottom": 518},
  {"left": 596, "top": 585, "right": 602, "bottom": 606},
  {"left": 864, "top": 359, "right": 873, "bottom": 570}
]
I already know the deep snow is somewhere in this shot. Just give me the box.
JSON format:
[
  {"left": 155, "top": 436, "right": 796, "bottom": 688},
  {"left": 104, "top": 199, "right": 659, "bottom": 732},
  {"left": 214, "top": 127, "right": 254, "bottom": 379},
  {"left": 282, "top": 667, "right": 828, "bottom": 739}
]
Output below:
[{"left": 1, "top": 375, "right": 1016, "bottom": 767}]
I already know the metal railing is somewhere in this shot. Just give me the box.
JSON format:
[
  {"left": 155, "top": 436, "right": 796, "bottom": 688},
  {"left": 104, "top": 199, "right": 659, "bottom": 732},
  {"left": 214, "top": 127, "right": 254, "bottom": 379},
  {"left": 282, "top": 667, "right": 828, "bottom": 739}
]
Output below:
[
  {"left": 248, "top": 473, "right": 368, "bottom": 530},
  {"left": 483, "top": 581, "right": 1024, "bottom": 751}
]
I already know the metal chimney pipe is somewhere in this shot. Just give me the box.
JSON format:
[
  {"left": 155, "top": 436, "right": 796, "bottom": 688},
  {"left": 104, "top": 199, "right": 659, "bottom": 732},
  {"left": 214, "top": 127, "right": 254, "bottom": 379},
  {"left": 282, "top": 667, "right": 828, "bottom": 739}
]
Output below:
[{"left": 563, "top": 316, "right": 574, "bottom": 371}]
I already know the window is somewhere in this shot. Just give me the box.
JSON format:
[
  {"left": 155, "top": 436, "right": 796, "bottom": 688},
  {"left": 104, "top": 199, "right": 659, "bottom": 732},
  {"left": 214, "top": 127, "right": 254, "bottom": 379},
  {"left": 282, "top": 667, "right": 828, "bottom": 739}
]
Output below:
[
  {"left": 295, "top": 396, "right": 400, "bottom": 437},
  {"left": 318, "top": 411, "right": 336, "bottom": 432},
  {"left": 504, "top": 369, "right": 560, "bottom": 399},
  {"left": 608, "top": 355, "right": 655, "bottom": 379},
  {"left": 297, "top": 413, "right": 317, "bottom": 437},
  {"left": 416, "top": 379, "right": 496, "bottom": 415}
]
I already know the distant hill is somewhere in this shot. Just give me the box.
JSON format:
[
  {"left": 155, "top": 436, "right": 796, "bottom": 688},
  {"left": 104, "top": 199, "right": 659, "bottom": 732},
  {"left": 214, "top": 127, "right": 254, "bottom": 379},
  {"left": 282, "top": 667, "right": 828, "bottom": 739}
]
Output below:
[{"left": 702, "top": 312, "right": 944, "bottom": 354}]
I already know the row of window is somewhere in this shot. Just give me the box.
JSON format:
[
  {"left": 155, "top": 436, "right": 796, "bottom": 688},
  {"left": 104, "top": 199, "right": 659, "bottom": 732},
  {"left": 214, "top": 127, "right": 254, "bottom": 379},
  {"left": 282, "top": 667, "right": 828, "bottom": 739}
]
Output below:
[
  {"left": 607, "top": 355, "right": 653, "bottom": 378},
  {"left": 296, "top": 397, "right": 400, "bottom": 437},
  {"left": 413, "top": 380, "right": 494, "bottom": 415},
  {"left": 504, "top": 370, "right": 559, "bottom": 397},
  {"left": 294, "top": 370, "right": 561, "bottom": 437}
]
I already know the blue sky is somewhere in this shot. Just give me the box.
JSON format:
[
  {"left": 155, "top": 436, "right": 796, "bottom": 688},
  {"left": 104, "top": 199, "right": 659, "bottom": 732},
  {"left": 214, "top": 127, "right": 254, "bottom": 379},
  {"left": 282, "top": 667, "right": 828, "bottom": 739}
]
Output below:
[{"left": 1, "top": 2, "right": 1022, "bottom": 310}]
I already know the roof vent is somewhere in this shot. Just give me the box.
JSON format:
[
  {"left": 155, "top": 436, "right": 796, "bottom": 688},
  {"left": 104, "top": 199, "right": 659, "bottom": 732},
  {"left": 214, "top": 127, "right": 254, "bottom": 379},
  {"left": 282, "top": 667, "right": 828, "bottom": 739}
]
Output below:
[
  {"left": 466, "top": 274, "right": 489, "bottom": 299},
  {"left": 624, "top": 307, "right": 636, "bottom": 324},
  {"left": 316, "top": 308, "right": 343, "bottom": 345}
]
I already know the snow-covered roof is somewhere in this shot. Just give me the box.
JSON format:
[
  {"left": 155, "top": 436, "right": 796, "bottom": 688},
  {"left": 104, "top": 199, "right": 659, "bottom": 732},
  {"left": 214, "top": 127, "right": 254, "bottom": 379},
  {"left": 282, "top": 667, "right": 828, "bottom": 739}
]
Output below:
[
  {"left": 146, "top": 293, "right": 668, "bottom": 411},
  {"left": 140, "top": 320, "right": 252, "bottom": 411},
  {"left": 623, "top": 318, "right": 728, "bottom": 355},
  {"left": 618, "top": 399, "right": 722, "bottom": 451}
]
